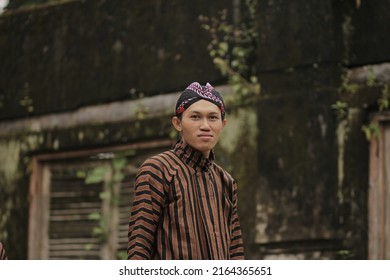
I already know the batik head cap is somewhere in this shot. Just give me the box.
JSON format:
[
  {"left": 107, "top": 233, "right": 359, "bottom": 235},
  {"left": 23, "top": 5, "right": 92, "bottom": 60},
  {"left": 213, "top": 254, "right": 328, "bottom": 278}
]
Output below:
[{"left": 175, "top": 82, "right": 226, "bottom": 119}]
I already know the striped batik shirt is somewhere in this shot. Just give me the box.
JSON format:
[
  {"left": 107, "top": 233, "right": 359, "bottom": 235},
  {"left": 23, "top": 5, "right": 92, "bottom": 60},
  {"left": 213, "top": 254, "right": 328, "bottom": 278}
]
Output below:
[
  {"left": 127, "top": 140, "right": 244, "bottom": 259},
  {"left": 0, "top": 242, "right": 7, "bottom": 260}
]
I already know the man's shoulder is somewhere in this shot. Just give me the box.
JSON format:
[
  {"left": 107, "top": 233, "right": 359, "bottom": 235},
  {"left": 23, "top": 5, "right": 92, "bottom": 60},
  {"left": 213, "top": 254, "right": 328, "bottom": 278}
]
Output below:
[
  {"left": 141, "top": 150, "right": 180, "bottom": 170},
  {"left": 211, "top": 162, "right": 235, "bottom": 181}
]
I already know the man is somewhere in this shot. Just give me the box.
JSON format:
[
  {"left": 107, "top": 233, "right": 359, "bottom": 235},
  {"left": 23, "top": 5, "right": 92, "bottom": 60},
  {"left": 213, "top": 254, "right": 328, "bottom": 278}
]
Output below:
[{"left": 127, "top": 82, "right": 244, "bottom": 259}]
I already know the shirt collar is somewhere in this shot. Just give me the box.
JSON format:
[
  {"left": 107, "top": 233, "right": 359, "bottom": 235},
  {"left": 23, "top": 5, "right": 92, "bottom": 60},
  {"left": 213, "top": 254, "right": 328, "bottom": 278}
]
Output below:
[{"left": 173, "top": 139, "right": 214, "bottom": 170}]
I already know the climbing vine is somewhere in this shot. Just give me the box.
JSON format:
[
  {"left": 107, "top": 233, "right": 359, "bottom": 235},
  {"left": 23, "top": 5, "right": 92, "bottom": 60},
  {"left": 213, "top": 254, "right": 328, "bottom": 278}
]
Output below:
[
  {"left": 333, "top": 66, "right": 389, "bottom": 141},
  {"left": 199, "top": 0, "right": 260, "bottom": 107}
]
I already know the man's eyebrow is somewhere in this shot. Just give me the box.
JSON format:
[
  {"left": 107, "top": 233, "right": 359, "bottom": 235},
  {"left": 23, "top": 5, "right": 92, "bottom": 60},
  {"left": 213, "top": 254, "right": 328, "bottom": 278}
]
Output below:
[
  {"left": 189, "top": 110, "right": 219, "bottom": 115},
  {"left": 188, "top": 110, "right": 219, "bottom": 115}
]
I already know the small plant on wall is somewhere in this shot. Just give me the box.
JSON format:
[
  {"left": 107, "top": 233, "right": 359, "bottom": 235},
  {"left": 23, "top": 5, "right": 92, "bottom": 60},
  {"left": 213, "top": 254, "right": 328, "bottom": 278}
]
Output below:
[
  {"left": 199, "top": 0, "right": 260, "bottom": 107},
  {"left": 333, "top": 67, "right": 390, "bottom": 141}
]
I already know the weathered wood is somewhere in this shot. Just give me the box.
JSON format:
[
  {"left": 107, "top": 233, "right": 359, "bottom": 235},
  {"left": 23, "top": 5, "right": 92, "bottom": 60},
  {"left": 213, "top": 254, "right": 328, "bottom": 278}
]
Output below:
[
  {"left": 384, "top": 125, "right": 390, "bottom": 259},
  {"left": 26, "top": 139, "right": 171, "bottom": 259},
  {"left": 28, "top": 161, "right": 50, "bottom": 259},
  {"left": 368, "top": 114, "right": 390, "bottom": 259}
]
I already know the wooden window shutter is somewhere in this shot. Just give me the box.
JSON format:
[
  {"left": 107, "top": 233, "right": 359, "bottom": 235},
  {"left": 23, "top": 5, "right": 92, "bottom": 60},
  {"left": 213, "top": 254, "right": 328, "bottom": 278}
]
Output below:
[{"left": 28, "top": 140, "right": 173, "bottom": 259}]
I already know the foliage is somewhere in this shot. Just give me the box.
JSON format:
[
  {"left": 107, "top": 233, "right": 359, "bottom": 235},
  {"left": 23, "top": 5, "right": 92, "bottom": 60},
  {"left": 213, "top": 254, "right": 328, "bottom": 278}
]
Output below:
[
  {"left": 333, "top": 67, "right": 389, "bottom": 141},
  {"left": 337, "top": 249, "right": 353, "bottom": 259},
  {"left": 361, "top": 123, "right": 380, "bottom": 141},
  {"left": 77, "top": 152, "right": 130, "bottom": 258},
  {"left": 361, "top": 84, "right": 390, "bottom": 141},
  {"left": 116, "top": 251, "right": 128, "bottom": 260},
  {"left": 331, "top": 101, "right": 349, "bottom": 122},
  {"left": 19, "top": 83, "right": 34, "bottom": 115},
  {"left": 199, "top": 0, "right": 260, "bottom": 106},
  {"left": 378, "top": 84, "right": 389, "bottom": 111}
]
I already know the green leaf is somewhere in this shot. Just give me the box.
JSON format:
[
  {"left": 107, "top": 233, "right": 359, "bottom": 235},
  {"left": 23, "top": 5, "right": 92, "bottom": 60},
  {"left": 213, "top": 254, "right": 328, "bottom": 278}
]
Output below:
[
  {"left": 231, "top": 60, "right": 239, "bottom": 68},
  {"left": 85, "top": 166, "right": 107, "bottom": 184},
  {"left": 88, "top": 212, "right": 101, "bottom": 220},
  {"left": 76, "top": 170, "right": 86, "bottom": 178},
  {"left": 117, "top": 251, "right": 128, "bottom": 260},
  {"left": 232, "top": 83, "right": 241, "bottom": 93},
  {"left": 218, "top": 42, "right": 228, "bottom": 53},
  {"left": 93, "top": 227, "right": 103, "bottom": 236},
  {"left": 113, "top": 157, "right": 126, "bottom": 170},
  {"left": 250, "top": 76, "right": 258, "bottom": 83},
  {"left": 113, "top": 173, "right": 125, "bottom": 183},
  {"left": 99, "top": 191, "right": 110, "bottom": 200},
  {"left": 362, "top": 123, "right": 381, "bottom": 141}
]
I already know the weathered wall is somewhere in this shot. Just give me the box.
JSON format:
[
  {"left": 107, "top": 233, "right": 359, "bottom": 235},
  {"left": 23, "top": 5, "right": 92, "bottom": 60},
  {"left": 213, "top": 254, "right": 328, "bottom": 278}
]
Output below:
[
  {"left": 253, "top": 0, "right": 389, "bottom": 259},
  {"left": 0, "top": 0, "right": 227, "bottom": 120},
  {"left": 0, "top": 112, "right": 175, "bottom": 259},
  {"left": 216, "top": 106, "right": 259, "bottom": 256},
  {"left": 0, "top": 0, "right": 389, "bottom": 259}
]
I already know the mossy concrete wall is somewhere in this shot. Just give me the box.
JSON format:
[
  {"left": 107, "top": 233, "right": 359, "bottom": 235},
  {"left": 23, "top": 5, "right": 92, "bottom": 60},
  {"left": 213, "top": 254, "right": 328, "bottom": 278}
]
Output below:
[
  {"left": 253, "top": 0, "right": 389, "bottom": 259},
  {"left": 0, "top": 0, "right": 389, "bottom": 259},
  {"left": 0, "top": 0, "right": 228, "bottom": 120},
  {"left": 216, "top": 107, "right": 259, "bottom": 256}
]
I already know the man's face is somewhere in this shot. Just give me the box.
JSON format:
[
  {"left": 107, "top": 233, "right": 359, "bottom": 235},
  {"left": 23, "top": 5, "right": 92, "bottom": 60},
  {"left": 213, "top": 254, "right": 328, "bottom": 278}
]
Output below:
[{"left": 172, "top": 99, "right": 227, "bottom": 158}]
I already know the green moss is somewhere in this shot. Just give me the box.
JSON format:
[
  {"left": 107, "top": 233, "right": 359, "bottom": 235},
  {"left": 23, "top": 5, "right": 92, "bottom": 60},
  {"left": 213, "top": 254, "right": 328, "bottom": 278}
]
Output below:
[
  {"left": 0, "top": 140, "right": 22, "bottom": 192},
  {"left": 215, "top": 106, "right": 258, "bottom": 254},
  {"left": 218, "top": 108, "right": 257, "bottom": 155}
]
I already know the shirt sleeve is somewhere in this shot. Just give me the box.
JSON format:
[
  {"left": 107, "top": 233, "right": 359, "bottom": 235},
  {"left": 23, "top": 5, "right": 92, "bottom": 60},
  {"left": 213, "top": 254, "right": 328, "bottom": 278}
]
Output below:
[
  {"left": 229, "top": 181, "right": 245, "bottom": 260},
  {"left": 127, "top": 160, "right": 167, "bottom": 260},
  {"left": 0, "top": 242, "right": 7, "bottom": 260}
]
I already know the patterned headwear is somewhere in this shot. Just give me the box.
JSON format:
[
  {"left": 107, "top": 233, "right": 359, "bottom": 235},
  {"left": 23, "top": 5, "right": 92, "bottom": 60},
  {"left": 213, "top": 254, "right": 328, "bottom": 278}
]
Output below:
[{"left": 175, "top": 82, "right": 226, "bottom": 119}]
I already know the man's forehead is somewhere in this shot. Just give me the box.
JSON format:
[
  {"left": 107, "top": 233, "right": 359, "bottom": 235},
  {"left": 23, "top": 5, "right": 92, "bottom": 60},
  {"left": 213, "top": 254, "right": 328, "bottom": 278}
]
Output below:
[{"left": 185, "top": 100, "right": 221, "bottom": 113}]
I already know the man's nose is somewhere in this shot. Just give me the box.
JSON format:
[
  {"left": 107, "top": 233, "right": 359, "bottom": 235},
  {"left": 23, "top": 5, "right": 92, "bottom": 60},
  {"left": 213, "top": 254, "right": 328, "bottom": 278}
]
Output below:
[{"left": 200, "top": 118, "right": 211, "bottom": 130}]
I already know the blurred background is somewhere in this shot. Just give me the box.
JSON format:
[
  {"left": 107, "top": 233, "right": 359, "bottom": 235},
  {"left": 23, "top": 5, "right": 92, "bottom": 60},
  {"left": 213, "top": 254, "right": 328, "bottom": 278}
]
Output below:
[{"left": 0, "top": 0, "right": 389, "bottom": 260}]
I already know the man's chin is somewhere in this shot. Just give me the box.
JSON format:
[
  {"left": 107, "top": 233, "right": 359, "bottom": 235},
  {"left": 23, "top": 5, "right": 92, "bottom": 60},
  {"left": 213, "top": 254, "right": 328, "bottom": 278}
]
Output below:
[{"left": 195, "top": 144, "right": 215, "bottom": 154}]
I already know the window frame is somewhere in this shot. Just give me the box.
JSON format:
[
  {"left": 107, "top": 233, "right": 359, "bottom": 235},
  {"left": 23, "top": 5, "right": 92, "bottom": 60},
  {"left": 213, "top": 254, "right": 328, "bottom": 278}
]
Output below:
[
  {"left": 28, "top": 139, "right": 174, "bottom": 259},
  {"left": 368, "top": 112, "right": 390, "bottom": 259}
]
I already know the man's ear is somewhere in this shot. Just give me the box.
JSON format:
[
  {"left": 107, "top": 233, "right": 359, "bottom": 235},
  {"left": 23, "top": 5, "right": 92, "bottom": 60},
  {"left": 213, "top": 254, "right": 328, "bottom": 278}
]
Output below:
[
  {"left": 222, "top": 118, "right": 227, "bottom": 129},
  {"left": 172, "top": 116, "right": 182, "bottom": 132}
]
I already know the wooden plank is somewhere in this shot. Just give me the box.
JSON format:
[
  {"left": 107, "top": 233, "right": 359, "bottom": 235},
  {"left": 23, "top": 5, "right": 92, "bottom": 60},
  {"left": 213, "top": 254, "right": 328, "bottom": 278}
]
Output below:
[
  {"left": 49, "top": 238, "right": 99, "bottom": 245},
  {"left": 368, "top": 116, "right": 390, "bottom": 259},
  {"left": 34, "top": 139, "right": 175, "bottom": 161},
  {"left": 368, "top": 117, "right": 382, "bottom": 259},
  {"left": 28, "top": 162, "right": 51, "bottom": 259},
  {"left": 49, "top": 243, "right": 100, "bottom": 250},
  {"left": 100, "top": 162, "right": 112, "bottom": 260},
  {"left": 49, "top": 250, "right": 100, "bottom": 257},
  {"left": 28, "top": 158, "right": 42, "bottom": 259},
  {"left": 385, "top": 124, "right": 390, "bottom": 259}
]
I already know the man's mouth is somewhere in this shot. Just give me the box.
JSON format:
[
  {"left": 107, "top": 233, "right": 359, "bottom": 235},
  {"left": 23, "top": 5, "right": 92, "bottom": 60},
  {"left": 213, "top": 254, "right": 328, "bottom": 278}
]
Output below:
[{"left": 198, "top": 134, "right": 213, "bottom": 138}]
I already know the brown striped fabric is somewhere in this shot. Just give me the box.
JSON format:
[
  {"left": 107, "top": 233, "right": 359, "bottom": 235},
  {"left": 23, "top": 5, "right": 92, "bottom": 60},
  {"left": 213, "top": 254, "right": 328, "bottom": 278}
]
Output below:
[
  {"left": 127, "top": 140, "right": 244, "bottom": 259},
  {"left": 0, "top": 242, "right": 7, "bottom": 260}
]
